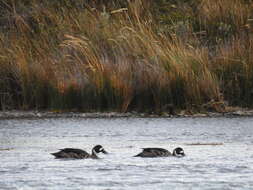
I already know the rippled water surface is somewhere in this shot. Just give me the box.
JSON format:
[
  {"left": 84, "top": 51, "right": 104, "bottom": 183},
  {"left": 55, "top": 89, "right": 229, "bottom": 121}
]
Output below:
[{"left": 0, "top": 117, "right": 253, "bottom": 190}]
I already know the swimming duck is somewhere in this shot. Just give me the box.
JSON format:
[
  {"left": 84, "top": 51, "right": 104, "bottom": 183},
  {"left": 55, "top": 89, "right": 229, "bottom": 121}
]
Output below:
[
  {"left": 51, "top": 145, "right": 108, "bottom": 159},
  {"left": 134, "top": 147, "right": 185, "bottom": 158}
]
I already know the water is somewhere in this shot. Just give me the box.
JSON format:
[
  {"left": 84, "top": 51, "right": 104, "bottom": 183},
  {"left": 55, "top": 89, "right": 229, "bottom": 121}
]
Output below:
[{"left": 0, "top": 117, "right": 253, "bottom": 190}]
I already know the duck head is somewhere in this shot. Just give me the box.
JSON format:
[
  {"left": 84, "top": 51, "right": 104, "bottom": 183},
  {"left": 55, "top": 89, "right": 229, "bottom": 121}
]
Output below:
[
  {"left": 173, "top": 147, "right": 185, "bottom": 157},
  {"left": 93, "top": 145, "right": 108, "bottom": 154}
]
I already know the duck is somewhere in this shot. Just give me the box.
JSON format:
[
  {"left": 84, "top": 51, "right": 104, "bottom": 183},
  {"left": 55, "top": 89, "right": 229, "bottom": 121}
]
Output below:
[
  {"left": 51, "top": 145, "right": 108, "bottom": 159},
  {"left": 134, "top": 147, "right": 185, "bottom": 158}
]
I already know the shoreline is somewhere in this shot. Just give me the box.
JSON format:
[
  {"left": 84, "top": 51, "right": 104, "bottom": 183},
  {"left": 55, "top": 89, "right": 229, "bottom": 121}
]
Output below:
[{"left": 1, "top": 108, "right": 253, "bottom": 119}]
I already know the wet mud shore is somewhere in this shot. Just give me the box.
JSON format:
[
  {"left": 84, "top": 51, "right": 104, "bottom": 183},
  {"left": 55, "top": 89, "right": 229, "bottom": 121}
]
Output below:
[{"left": 1, "top": 108, "right": 253, "bottom": 119}]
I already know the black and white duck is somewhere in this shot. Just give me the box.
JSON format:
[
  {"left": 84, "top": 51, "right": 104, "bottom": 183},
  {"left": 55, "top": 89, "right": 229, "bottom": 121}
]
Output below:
[
  {"left": 134, "top": 147, "right": 185, "bottom": 158},
  {"left": 51, "top": 145, "right": 108, "bottom": 159}
]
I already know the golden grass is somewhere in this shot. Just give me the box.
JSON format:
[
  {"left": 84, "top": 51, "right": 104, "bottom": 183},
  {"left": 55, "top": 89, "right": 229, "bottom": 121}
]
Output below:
[
  {"left": 213, "top": 34, "right": 253, "bottom": 106},
  {"left": 0, "top": 0, "right": 252, "bottom": 111},
  {"left": 196, "top": 0, "right": 253, "bottom": 40}
]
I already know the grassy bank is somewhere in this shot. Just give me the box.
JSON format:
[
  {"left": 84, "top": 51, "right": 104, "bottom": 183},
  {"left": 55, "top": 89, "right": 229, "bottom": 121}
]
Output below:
[{"left": 0, "top": 0, "right": 253, "bottom": 113}]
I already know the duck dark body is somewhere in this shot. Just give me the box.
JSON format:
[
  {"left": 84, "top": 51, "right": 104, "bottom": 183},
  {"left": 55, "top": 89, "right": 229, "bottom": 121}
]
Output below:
[
  {"left": 134, "top": 148, "right": 172, "bottom": 157},
  {"left": 51, "top": 148, "right": 92, "bottom": 159},
  {"left": 51, "top": 145, "right": 107, "bottom": 159},
  {"left": 134, "top": 147, "right": 185, "bottom": 158}
]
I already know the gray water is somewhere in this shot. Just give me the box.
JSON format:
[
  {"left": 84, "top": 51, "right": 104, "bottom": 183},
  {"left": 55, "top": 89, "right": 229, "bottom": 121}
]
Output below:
[{"left": 0, "top": 117, "right": 253, "bottom": 190}]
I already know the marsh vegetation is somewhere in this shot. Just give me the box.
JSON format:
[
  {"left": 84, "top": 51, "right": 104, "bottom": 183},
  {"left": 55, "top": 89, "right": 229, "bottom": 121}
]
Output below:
[{"left": 0, "top": 0, "right": 253, "bottom": 113}]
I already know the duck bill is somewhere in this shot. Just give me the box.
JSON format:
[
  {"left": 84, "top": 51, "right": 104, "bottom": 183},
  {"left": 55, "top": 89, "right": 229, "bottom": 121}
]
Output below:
[
  {"left": 179, "top": 151, "right": 185, "bottom": 157},
  {"left": 102, "top": 149, "right": 108, "bottom": 154}
]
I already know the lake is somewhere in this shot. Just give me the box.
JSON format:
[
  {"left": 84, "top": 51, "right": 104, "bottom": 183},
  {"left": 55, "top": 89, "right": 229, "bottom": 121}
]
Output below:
[{"left": 0, "top": 117, "right": 253, "bottom": 190}]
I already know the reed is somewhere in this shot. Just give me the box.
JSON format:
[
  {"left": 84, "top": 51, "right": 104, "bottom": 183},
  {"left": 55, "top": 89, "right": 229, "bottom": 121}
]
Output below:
[
  {"left": 197, "top": 0, "right": 252, "bottom": 37},
  {"left": 0, "top": 0, "right": 252, "bottom": 112},
  {"left": 213, "top": 34, "right": 253, "bottom": 107}
]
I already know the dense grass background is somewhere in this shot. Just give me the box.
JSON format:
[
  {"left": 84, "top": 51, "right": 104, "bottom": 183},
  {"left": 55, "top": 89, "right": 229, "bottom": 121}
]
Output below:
[{"left": 0, "top": 0, "right": 252, "bottom": 113}]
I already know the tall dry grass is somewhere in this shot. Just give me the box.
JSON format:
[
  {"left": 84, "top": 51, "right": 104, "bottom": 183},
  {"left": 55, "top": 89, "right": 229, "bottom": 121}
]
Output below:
[
  {"left": 196, "top": 0, "right": 253, "bottom": 42},
  {"left": 0, "top": 0, "right": 252, "bottom": 112},
  {"left": 214, "top": 34, "right": 253, "bottom": 106}
]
